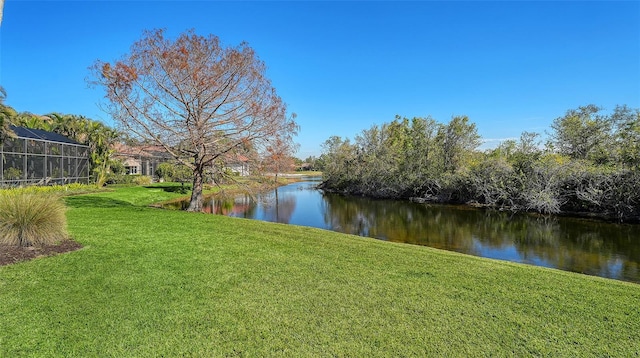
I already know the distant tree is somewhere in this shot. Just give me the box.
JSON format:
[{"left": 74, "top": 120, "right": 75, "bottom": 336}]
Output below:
[
  {"left": 301, "top": 155, "right": 323, "bottom": 171},
  {"left": 402, "top": 116, "right": 441, "bottom": 194},
  {"left": 321, "top": 136, "right": 358, "bottom": 191},
  {"left": 437, "top": 115, "right": 481, "bottom": 173},
  {"left": 610, "top": 105, "right": 640, "bottom": 170},
  {"left": 549, "top": 105, "right": 613, "bottom": 163},
  {"left": 517, "top": 131, "right": 541, "bottom": 155},
  {"left": 315, "top": 154, "right": 327, "bottom": 171},
  {"left": 510, "top": 131, "right": 542, "bottom": 174},
  {"left": 91, "top": 29, "right": 298, "bottom": 211},
  {"left": 264, "top": 134, "right": 299, "bottom": 182},
  {"left": 0, "top": 86, "right": 16, "bottom": 140}
]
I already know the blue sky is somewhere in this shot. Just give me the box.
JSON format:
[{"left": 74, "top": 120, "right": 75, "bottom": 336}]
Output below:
[{"left": 1, "top": 1, "right": 639, "bottom": 158}]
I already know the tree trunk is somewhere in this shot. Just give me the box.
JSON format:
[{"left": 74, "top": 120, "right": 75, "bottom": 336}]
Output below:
[{"left": 187, "top": 168, "right": 204, "bottom": 212}]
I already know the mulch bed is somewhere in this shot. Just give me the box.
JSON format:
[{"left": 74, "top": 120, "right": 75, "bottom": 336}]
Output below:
[{"left": 0, "top": 240, "right": 83, "bottom": 267}]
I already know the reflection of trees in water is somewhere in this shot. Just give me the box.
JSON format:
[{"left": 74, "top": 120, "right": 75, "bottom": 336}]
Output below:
[
  {"left": 165, "top": 189, "right": 297, "bottom": 224},
  {"left": 321, "top": 194, "right": 478, "bottom": 253},
  {"left": 322, "top": 193, "right": 640, "bottom": 281},
  {"left": 259, "top": 188, "right": 297, "bottom": 224},
  {"left": 200, "top": 195, "right": 257, "bottom": 217},
  {"left": 507, "top": 218, "right": 640, "bottom": 281}
]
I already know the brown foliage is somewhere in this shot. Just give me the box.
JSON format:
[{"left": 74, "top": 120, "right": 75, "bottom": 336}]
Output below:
[{"left": 90, "top": 29, "right": 298, "bottom": 211}]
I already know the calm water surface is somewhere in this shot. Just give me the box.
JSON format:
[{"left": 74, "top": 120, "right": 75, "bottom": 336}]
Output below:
[{"left": 164, "top": 178, "right": 640, "bottom": 283}]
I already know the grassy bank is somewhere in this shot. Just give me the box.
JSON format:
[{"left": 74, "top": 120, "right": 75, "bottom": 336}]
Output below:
[{"left": 0, "top": 186, "right": 638, "bottom": 356}]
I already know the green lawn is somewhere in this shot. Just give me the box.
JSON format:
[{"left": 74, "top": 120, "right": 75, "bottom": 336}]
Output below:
[{"left": 0, "top": 185, "right": 638, "bottom": 356}]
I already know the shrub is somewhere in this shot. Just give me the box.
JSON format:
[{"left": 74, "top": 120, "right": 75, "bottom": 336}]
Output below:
[
  {"left": 3, "top": 167, "right": 22, "bottom": 180},
  {"left": 106, "top": 173, "right": 137, "bottom": 185},
  {"left": 0, "top": 192, "right": 69, "bottom": 247},
  {"left": 133, "top": 175, "right": 153, "bottom": 185},
  {"left": 0, "top": 183, "right": 97, "bottom": 196},
  {"left": 155, "top": 162, "right": 176, "bottom": 181},
  {"left": 110, "top": 159, "right": 126, "bottom": 175},
  {"left": 105, "top": 174, "right": 153, "bottom": 186},
  {"left": 468, "top": 157, "right": 517, "bottom": 207}
]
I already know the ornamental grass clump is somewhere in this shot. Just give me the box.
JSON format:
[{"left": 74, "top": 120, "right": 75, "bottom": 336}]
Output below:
[{"left": 0, "top": 192, "right": 68, "bottom": 247}]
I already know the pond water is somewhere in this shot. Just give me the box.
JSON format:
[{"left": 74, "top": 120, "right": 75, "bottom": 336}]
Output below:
[{"left": 163, "top": 177, "right": 640, "bottom": 283}]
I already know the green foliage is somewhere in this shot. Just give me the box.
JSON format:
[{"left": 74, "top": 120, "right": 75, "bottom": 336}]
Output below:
[
  {"left": 321, "top": 106, "right": 640, "bottom": 221},
  {"left": 0, "top": 192, "right": 68, "bottom": 246},
  {"left": 0, "top": 183, "right": 99, "bottom": 196},
  {"left": 155, "top": 162, "right": 192, "bottom": 183},
  {"left": 549, "top": 104, "right": 640, "bottom": 167},
  {"left": 549, "top": 105, "right": 612, "bottom": 162},
  {"left": 133, "top": 175, "right": 152, "bottom": 186},
  {"left": 109, "top": 159, "right": 126, "bottom": 175},
  {"left": 323, "top": 116, "right": 480, "bottom": 199},
  {"left": 612, "top": 105, "right": 640, "bottom": 169},
  {"left": 299, "top": 155, "right": 322, "bottom": 171},
  {"left": 104, "top": 174, "right": 152, "bottom": 187},
  {"left": 174, "top": 164, "right": 193, "bottom": 182},
  {"left": 2, "top": 167, "right": 22, "bottom": 180},
  {"left": 437, "top": 115, "right": 481, "bottom": 173},
  {"left": 0, "top": 87, "right": 17, "bottom": 141},
  {"left": 106, "top": 173, "right": 134, "bottom": 185},
  {"left": 155, "top": 162, "right": 176, "bottom": 181},
  {"left": 106, "top": 174, "right": 139, "bottom": 185}
]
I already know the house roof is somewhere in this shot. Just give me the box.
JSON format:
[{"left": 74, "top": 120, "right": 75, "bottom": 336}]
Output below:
[
  {"left": 113, "top": 143, "right": 153, "bottom": 157},
  {"left": 10, "top": 125, "right": 85, "bottom": 146},
  {"left": 113, "top": 143, "right": 174, "bottom": 159},
  {"left": 113, "top": 143, "right": 248, "bottom": 162},
  {"left": 113, "top": 143, "right": 249, "bottom": 164}
]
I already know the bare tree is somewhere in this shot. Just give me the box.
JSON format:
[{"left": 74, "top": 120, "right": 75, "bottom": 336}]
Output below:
[
  {"left": 91, "top": 29, "right": 298, "bottom": 211},
  {"left": 264, "top": 133, "right": 299, "bottom": 182}
]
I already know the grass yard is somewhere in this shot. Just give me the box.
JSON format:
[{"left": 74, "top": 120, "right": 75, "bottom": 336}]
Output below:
[{"left": 0, "top": 185, "right": 638, "bottom": 356}]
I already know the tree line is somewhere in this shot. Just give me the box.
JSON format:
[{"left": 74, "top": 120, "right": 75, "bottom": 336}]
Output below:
[{"left": 319, "top": 105, "right": 640, "bottom": 222}]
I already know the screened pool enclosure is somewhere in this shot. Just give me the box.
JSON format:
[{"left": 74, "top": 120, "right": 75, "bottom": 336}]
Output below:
[{"left": 1, "top": 126, "right": 90, "bottom": 186}]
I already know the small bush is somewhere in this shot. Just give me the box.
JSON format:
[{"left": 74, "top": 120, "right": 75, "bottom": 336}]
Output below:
[
  {"left": 133, "top": 175, "right": 153, "bottom": 185},
  {"left": 106, "top": 174, "right": 153, "bottom": 186},
  {"left": 155, "top": 162, "right": 176, "bottom": 181},
  {"left": 0, "top": 192, "right": 69, "bottom": 247},
  {"left": 0, "top": 183, "right": 98, "bottom": 196},
  {"left": 106, "top": 174, "right": 137, "bottom": 185},
  {"left": 3, "top": 167, "right": 22, "bottom": 180}
]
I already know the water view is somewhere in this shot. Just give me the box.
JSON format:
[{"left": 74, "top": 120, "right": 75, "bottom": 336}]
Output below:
[{"left": 164, "top": 177, "right": 640, "bottom": 283}]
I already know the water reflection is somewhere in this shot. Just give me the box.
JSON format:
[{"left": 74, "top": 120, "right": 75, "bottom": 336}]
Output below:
[
  {"left": 163, "top": 179, "right": 640, "bottom": 283},
  {"left": 323, "top": 194, "right": 640, "bottom": 282}
]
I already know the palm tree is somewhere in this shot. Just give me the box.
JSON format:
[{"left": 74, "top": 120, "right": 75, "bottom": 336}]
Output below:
[
  {"left": 86, "top": 120, "right": 119, "bottom": 186},
  {"left": 46, "top": 113, "right": 90, "bottom": 142},
  {"left": 13, "top": 112, "right": 52, "bottom": 131},
  {"left": 44, "top": 113, "right": 121, "bottom": 186},
  {"left": 0, "top": 86, "right": 16, "bottom": 140}
]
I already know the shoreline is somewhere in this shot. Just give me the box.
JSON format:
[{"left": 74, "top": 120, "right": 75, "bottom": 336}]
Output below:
[{"left": 320, "top": 183, "right": 640, "bottom": 224}]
